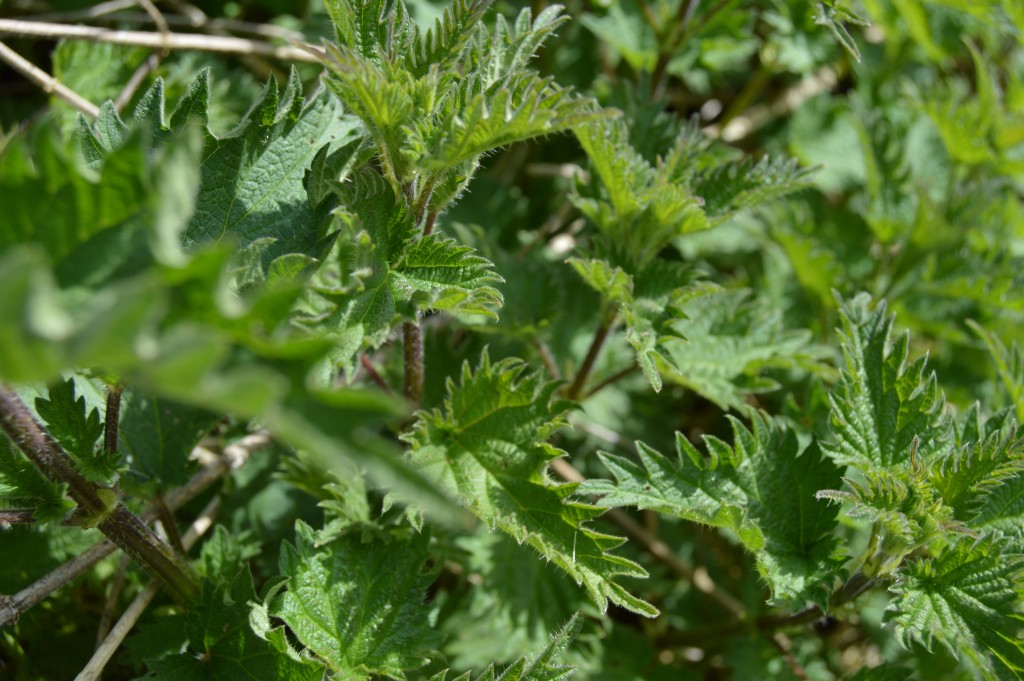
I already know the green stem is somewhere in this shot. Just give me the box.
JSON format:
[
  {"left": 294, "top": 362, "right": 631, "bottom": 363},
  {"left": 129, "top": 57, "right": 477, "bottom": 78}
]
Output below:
[{"left": 0, "top": 387, "right": 199, "bottom": 604}]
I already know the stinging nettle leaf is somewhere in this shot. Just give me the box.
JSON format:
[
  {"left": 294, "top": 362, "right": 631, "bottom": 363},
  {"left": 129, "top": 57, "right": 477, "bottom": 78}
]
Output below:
[
  {"left": 886, "top": 535, "right": 1024, "bottom": 680},
  {"left": 118, "top": 392, "right": 220, "bottom": 488},
  {"left": 141, "top": 571, "right": 322, "bottom": 681},
  {"left": 269, "top": 522, "right": 442, "bottom": 679},
  {"left": 931, "top": 411, "right": 1024, "bottom": 525},
  {"left": 403, "top": 352, "right": 656, "bottom": 617},
  {"left": 0, "top": 431, "right": 72, "bottom": 523},
  {"left": 659, "top": 288, "right": 833, "bottom": 410},
  {"left": 80, "top": 68, "right": 364, "bottom": 264},
  {"left": 35, "top": 377, "right": 118, "bottom": 484},
  {"left": 824, "top": 294, "right": 953, "bottom": 471},
  {"left": 582, "top": 412, "right": 845, "bottom": 605},
  {"left": 431, "top": 611, "right": 583, "bottom": 681}
]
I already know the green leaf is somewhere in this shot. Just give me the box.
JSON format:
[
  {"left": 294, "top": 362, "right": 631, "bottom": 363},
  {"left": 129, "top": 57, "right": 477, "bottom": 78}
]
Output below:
[
  {"left": 406, "top": 0, "right": 493, "bottom": 76},
  {"left": 403, "top": 352, "right": 656, "bottom": 616},
  {"left": 118, "top": 392, "right": 219, "bottom": 488},
  {"left": 423, "top": 72, "right": 601, "bottom": 172},
  {"left": 270, "top": 522, "right": 442, "bottom": 679},
  {"left": 886, "top": 535, "right": 1024, "bottom": 680},
  {"left": 824, "top": 294, "right": 953, "bottom": 471},
  {"left": 816, "top": 465, "right": 964, "bottom": 571},
  {"left": 441, "top": 531, "right": 588, "bottom": 668},
  {"left": 932, "top": 412, "right": 1024, "bottom": 524},
  {"left": 568, "top": 257, "right": 703, "bottom": 393},
  {"left": 82, "top": 68, "right": 364, "bottom": 262},
  {"left": 578, "top": 0, "right": 658, "bottom": 72},
  {"left": 0, "top": 125, "right": 162, "bottom": 268},
  {"left": 690, "top": 154, "right": 817, "bottom": 228},
  {"left": 142, "top": 571, "right": 322, "bottom": 681},
  {"left": 300, "top": 181, "right": 503, "bottom": 374},
  {"left": 581, "top": 412, "right": 844, "bottom": 604},
  {"left": 813, "top": 1, "right": 870, "bottom": 63},
  {"left": 393, "top": 234, "right": 504, "bottom": 316},
  {"left": 0, "top": 433, "right": 72, "bottom": 523},
  {"left": 431, "top": 612, "right": 583, "bottom": 681},
  {"left": 324, "top": 0, "right": 413, "bottom": 61},
  {"left": 573, "top": 118, "right": 707, "bottom": 266},
  {"left": 322, "top": 2, "right": 597, "bottom": 202},
  {"left": 969, "top": 321, "right": 1024, "bottom": 423},
  {"left": 34, "top": 377, "right": 117, "bottom": 483},
  {"left": 659, "top": 289, "right": 832, "bottom": 411}
]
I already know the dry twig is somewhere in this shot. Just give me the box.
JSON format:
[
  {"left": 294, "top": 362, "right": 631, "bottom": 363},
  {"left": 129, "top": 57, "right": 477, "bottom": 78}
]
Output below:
[
  {"left": 76, "top": 497, "right": 221, "bottom": 681},
  {"left": 0, "top": 19, "right": 322, "bottom": 62},
  {"left": 0, "top": 40, "right": 99, "bottom": 117}
]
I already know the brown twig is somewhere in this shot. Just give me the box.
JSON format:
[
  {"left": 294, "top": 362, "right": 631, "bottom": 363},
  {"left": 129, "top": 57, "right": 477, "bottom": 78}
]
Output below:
[
  {"left": 0, "top": 40, "right": 100, "bottom": 117},
  {"left": 0, "top": 429, "right": 268, "bottom": 628},
  {"left": 0, "top": 388, "right": 199, "bottom": 603},
  {"left": 662, "top": 572, "right": 877, "bottom": 646},
  {"left": 0, "top": 19, "right": 322, "bottom": 62},
  {"left": 532, "top": 339, "right": 561, "bottom": 381},
  {"left": 0, "top": 509, "right": 38, "bottom": 524},
  {"left": 584, "top": 364, "right": 640, "bottom": 398},
  {"left": 704, "top": 65, "right": 840, "bottom": 143},
  {"left": 113, "top": 53, "right": 162, "bottom": 112},
  {"left": 77, "top": 497, "right": 220, "bottom": 681},
  {"left": 770, "top": 632, "right": 809, "bottom": 681},
  {"left": 403, "top": 319, "right": 424, "bottom": 405},
  {"left": 360, "top": 355, "right": 392, "bottom": 393},
  {"left": 26, "top": 0, "right": 138, "bottom": 23},
  {"left": 137, "top": 0, "right": 169, "bottom": 37},
  {"left": 567, "top": 321, "right": 612, "bottom": 400}
]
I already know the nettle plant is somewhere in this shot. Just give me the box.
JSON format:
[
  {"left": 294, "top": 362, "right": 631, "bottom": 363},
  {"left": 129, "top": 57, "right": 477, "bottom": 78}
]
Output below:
[{"left": 0, "top": 0, "right": 1023, "bottom": 679}]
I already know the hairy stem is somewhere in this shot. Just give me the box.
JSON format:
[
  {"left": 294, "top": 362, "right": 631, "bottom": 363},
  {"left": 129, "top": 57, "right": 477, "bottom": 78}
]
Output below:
[
  {"left": 403, "top": 319, "right": 424, "bottom": 405},
  {"left": 0, "top": 431, "right": 266, "bottom": 628},
  {"left": 0, "top": 388, "right": 199, "bottom": 603},
  {"left": 103, "top": 383, "right": 123, "bottom": 457},
  {"left": 567, "top": 320, "right": 611, "bottom": 400}
]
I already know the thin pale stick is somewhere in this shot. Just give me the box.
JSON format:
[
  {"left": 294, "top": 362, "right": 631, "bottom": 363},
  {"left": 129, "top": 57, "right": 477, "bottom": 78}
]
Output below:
[
  {"left": 27, "top": 0, "right": 138, "bottom": 23},
  {"left": 137, "top": 0, "right": 169, "bottom": 37},
  {"left": 0, "top": 19, "right": 323, "bottom": 62},
  {"left": 87, "top": 10, "right": 306, "bottom": 43},
  {"left": 0, "top": 40, "right": 99, "bottom": 117},
  {"left": 94, "top": 554, "right": 130, "bottom": 648},
  {"left": 76, "top": 497, "right": 220, "bottom": 681},
  {"left": 113, "top": 53, "right": 161, "bottom": 112}
]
